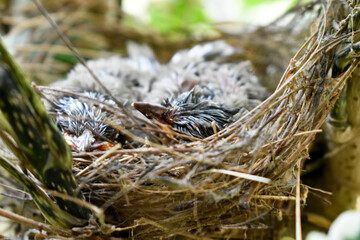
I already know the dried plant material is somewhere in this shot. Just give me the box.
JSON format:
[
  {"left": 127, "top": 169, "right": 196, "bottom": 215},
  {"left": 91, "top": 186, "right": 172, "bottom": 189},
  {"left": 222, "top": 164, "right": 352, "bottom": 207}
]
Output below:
[{"left": 1, "top": 0, "right": 360, "bottom": 239}]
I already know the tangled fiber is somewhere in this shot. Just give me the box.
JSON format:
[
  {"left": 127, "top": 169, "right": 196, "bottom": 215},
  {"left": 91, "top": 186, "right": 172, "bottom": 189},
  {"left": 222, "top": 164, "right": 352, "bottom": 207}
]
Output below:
[{"left": 1, "top": 0, "right": 360, "bottom": 239}]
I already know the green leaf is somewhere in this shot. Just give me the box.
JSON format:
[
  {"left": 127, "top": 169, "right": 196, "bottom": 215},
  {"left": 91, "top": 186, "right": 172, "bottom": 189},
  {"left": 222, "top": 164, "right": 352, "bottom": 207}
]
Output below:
[
  {"left": 243, "top": 0, "right": 278, "bottom": 7},
  {"left": 54, "top": 53, "right": 78, "bottom": 65},
  {"left": 148, "top": 0, "right": 210, "bottom": 35},
  {"left": 0, "top": 35, "right": 90, "bottom": 227}
]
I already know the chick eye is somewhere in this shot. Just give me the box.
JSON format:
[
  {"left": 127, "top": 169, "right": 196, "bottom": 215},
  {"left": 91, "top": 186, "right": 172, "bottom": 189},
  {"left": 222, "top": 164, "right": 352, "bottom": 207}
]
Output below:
[{"left": 131, "top": 79, "right": 140, "bottom": 87}]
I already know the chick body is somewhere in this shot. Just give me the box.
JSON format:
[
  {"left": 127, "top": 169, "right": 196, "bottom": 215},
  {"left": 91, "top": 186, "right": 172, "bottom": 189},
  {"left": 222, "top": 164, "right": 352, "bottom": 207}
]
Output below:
[{"left": 47, "top": 40, "right": 268, "bottom": 145}]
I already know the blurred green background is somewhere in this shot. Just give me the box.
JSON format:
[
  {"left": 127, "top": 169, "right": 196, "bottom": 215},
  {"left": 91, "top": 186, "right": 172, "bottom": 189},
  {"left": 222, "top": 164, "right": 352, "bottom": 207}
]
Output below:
[{"left": 124, "top": 0, "right": 299, "bottom": 35}]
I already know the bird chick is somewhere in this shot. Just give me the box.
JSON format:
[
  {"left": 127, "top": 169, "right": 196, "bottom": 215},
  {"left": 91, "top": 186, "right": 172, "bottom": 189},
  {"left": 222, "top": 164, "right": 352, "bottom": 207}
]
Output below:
[
  {"left": 51, "top": 42, "right": 160, "bottom": 105},
  {"left": 47, "top": 40, "right": 268, "bottom": 145},
  {"left": 49, "top": 91, "right": 120, "bottom": 152},
  {"left": 133, "top": 86, "right": 240, "bottom": 139}
]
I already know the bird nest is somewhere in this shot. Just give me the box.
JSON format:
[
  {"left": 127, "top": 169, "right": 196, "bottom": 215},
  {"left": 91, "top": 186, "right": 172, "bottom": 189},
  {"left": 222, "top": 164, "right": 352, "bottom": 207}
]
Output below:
[{"left": 2, "top": 1, "right": 360, "bottom": 239}]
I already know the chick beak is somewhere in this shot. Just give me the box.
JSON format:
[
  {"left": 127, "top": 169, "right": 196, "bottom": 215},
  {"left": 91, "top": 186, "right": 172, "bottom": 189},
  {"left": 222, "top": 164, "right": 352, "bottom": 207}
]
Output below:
[{"left": 132, "top": 102, "right": 168, "bottom": 122}]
